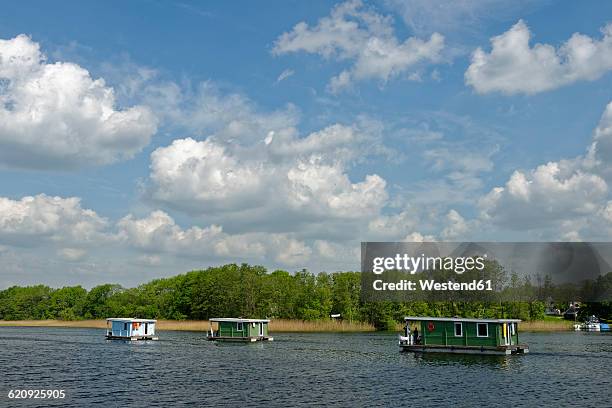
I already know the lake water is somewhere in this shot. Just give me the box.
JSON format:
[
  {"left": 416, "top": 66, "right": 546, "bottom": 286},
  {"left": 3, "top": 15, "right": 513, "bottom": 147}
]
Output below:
[{"left": 0, "top": 328, "right": 610, "bottom": 407}]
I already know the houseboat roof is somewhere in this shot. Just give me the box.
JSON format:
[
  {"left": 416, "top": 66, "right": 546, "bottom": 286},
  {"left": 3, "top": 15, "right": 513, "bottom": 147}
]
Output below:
[
  {"left": 209, "top": 318, "right": 270, "bottom": 323},
  {"left": 404, "top": 316, "right": 521, "bottom": 323},
  {"left": 106, "top": 318, "right": 157, "bottom": 323}
]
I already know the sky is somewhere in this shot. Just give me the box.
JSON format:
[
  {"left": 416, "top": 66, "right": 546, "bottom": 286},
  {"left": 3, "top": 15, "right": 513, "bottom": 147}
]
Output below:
[{"left": 1, "top": 0, "right": 612, "bottom": 288}]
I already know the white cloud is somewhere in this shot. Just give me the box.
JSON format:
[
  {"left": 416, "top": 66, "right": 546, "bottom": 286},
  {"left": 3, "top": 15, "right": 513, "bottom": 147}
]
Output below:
[
  {"left": 135, "top": 254, "right": 162, "bottom": 266},
  {"left": 472, "top": 101, "right": 612, "bottom": 241},
  {"left": 441, "top": 209, "right": 469, "bottom": 240},
  {"left": 599, "top": 200, "right": 612, "bottom": 223},
  {"left": 313, "top": 239, "right": 360, "bottom": 266},
  {"left": 58, "top": 248, "right": 87, "bottom": 262},
  {"left": 480, "top": 162, "right": 607, "bottom": 229},
  {"left": 276, "top": 68, "right": 295, "bottom": 83},
  {"left": 586, "top": 102, "right": 612, "bottom": 175},
  {"left": 0, "top": 34, "right": 157, "bottom": 169},
  {"left": 403, "top": 232, "right": 436, "bottom": 242},
  {"left": 117, "top": 210, "right": 312, "bottom": 266},
  {"left": 149, "top": 137, "right": 271, "bottom": 212},
  {"left": 149, "top": 137, "right": 388, "bottom": 224},
  {"left": 272, "top": 0, "right": 444, "bottom": 92},
  {"left": 271, "top": 236, "right": 312, "bottom": 266},
  {"left": 424, "top": 144, "right": 497, "bottom": 191},
  {"left": 125, "top": 76, "right": 395, "bottom": 246},
  {"left": 466, "top": 20, "right": 612, "bottom": 94},
  {"left": 368, "top": 210, "right": 418, "bottom": 239},
  {"left": 388, "top": 0, "right": 533, "bottom": 36},
  {"left": 147, "top": 108, "right": 390, "bottom": 231},
  {"left": 285, "top": 156, "right": 387, "bottom": 218},
  {"left": 0, "top": 194, "right": 109, "bottom": 246},
  {"left": 266, "top": 122, "right": 383, "bottom": 163},
  {"left": 142, "top": 81, "right": 298, "bottom": 143}
]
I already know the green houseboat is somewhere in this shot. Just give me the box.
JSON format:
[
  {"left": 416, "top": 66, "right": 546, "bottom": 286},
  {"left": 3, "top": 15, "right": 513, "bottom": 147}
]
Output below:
[
  {"left": 207, "top": 318, "right": 273, "bottom": 342},
  {"left": 400, "top": 317, "right": 529, "bottom": 355}
]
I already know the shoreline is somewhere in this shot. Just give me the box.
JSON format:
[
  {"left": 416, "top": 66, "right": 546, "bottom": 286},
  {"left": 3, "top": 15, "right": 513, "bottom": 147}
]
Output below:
[
  {"left": 0, "top": 319, "right": 376, "bottom": 333},
  {"left": 0, "top": 318, "right": 573, "bottom": 332}
]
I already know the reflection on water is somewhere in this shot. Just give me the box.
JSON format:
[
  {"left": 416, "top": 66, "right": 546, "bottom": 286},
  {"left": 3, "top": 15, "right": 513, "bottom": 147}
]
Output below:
[
  {"left": 412, "top": 352, "right": 514, "bottom": 370},
  {"left": 0, "top": 328, "right": 610, "bottom": 407}
]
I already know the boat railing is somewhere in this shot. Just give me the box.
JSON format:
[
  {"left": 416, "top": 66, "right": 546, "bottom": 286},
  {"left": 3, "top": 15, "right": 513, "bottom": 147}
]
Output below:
[{"left": 398, "top": 335, "right": 421, "bottom": 345}]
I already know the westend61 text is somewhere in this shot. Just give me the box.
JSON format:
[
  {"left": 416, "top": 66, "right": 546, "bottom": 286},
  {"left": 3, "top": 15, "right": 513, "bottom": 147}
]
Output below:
[{"left": 372, "top": 279, "right": 493, "bottom": 291}]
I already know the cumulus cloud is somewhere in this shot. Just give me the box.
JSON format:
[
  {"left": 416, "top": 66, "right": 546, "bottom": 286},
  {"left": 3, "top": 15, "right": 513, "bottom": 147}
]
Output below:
[
  {"left": 272, "top": 0, "right": 444, "bottom": 92},
  {"left": 285, "top": 156, "right": 387, "bottom": 218},
  {"left": 480, "top": 102, "right": 612, "bottom": 236},
  {"left": 267, "top": 123, "right": 375, "bottom": 161},
  {"left": 0, "top": 193, "right": 329, "bottom": 269},
  {"left": 117, "top": 210, "right": 312, "bottom": 266},
  {"left": 149, "top": 137, "right": 271, "bottom": 212},
  {"left": 146, "top": 105, "right": 391, "bottom": 232},
  {"left": 118, "top": 73, "right": 395, "bottom": 255},
  {"left": 0, "top": 34, "right": 157, "bottom": 169},
  {"left": 368, "top": 210, "right": 418, "bottom": 239},
  {"left": 466, "top": 20, "right": 612, "bottom": 94},
  {"left": 0, "top": 194, "right": 109, "bottom": 246},
  {"left": 441, "top": 209, "right": 469, "bottom": 240},
  {"left": 586, "top": 102, "right": 612, "bottom": 174},
  {"left": 148, "top": 136, "right": 388, "bottom": 225},
  {"left": 481, "top": 162, "right": 607, "bottom": 229}
]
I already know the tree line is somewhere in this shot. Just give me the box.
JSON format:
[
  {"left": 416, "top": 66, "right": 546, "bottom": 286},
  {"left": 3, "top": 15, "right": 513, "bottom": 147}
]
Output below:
[{"left": 0, "top": 263, "right": 610, "bottom": 329}]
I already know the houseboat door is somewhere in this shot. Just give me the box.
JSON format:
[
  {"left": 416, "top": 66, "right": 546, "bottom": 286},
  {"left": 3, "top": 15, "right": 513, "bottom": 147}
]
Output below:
[
  {"left": 259, "top": 323, "right": 264, "bottom": 337},
  {"left": 502, "top": 323, "right": 511, "bottom": 345}
]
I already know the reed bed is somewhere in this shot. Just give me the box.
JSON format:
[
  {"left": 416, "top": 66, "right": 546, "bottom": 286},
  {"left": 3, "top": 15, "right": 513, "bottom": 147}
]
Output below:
[
  {"left": 270, "top": 319, "right": 375, "bottom": 332},
  {"left": 0, "top": 318, "right": 574, "bottom": 332},
  {"left": 519, "top": 319, "right": 573, "bottom": 332},
  {"left": 0, "top": 318, "right": 375, "bottom": 332},
  {"left": 0, "top": 319, "right": 106, "bottom": 328},
  {"left": 157, "top": 320, "right": 211, "bottom": 331},
  {"left": 160, "top": 319, "right": 377, "bottom": 332}
]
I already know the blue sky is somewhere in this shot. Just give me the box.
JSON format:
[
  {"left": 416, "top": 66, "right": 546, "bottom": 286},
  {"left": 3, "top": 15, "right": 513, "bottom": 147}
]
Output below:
[{"left": 1, "top": 0, "right": 612, "bottom": 288}]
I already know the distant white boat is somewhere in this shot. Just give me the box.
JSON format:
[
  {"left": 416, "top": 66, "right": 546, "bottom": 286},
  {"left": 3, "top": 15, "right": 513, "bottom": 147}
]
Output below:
[{"left": 574, "top": 316, "right": 610, "bottom": 332}]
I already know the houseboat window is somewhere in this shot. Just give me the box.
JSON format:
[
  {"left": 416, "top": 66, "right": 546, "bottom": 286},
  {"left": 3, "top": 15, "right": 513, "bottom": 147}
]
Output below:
[
  {"left": 124, "top": 323, "right": 128, "bottom": 331},
  {"left": 237, "top": 322, "right": 243, "bottom": 331},
  {"left": 477, "top": 323, "right": 488, "bottom": 337},
  {"left": 454, "top": 322, "right": 462, "bottom": 337},
  {"left": 510, "top": 323, "right": 516, "bottom": 335}
]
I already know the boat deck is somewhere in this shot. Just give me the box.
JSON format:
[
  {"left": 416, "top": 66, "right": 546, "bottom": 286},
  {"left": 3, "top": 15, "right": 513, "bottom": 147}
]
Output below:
[
  {"left": 206, "top": 336, "right": 274, "bottom": 343},
  {"left": 400, "top": 343, "right": 529, "bottom": 355},
  {"left": 106, "top": 335, "right": 159, "bottom": 341}
]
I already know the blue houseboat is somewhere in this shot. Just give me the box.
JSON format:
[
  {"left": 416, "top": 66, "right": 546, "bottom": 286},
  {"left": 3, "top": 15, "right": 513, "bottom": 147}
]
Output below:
[{"left": 106, "top": 318, "right": 158, "bottom": 341}]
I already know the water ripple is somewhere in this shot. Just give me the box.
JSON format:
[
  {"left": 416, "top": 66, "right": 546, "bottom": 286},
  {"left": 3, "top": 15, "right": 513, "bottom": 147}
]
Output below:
[{"left": 0, "top": 328, "right": 610, "bottom": 406}]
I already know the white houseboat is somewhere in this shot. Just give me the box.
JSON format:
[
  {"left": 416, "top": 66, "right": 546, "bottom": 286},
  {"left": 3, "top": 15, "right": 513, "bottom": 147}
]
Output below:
[{"left": 106, "top": 318, "right": 158, "bottom": 341}]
